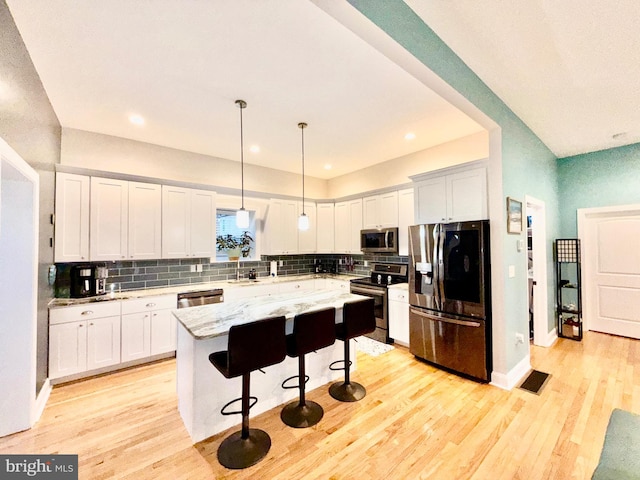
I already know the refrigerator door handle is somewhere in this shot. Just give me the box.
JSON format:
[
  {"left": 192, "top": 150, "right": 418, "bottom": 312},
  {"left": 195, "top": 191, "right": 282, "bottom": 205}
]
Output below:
[
  {"left": 409, "top": 307, "right": 482, "bottom": 328},
  {"left": 436, "top": 224, "right": 445, "bottom": 309}
]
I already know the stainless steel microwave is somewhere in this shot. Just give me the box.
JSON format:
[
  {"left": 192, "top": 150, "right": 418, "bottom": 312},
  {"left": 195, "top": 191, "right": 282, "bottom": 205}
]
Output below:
[{"left": 360, "top": 227, "right": 398, "bottom": 254}]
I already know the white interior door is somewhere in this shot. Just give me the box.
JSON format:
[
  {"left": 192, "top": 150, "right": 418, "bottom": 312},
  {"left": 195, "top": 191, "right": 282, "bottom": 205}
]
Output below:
[{"left": 580, "top": 205, "right": 640, "bottom": 339}]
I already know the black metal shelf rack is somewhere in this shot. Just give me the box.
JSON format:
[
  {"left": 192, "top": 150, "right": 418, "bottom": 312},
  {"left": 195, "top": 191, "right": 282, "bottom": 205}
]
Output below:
[{"left": 555, "top": 239, "right": 582, "bottom": 341}]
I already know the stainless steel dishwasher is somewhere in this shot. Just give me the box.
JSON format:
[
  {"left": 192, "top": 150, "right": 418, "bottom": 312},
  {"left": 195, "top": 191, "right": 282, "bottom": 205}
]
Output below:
[{"left": 177, "top": 288, "right": 224, "bottom": 308}]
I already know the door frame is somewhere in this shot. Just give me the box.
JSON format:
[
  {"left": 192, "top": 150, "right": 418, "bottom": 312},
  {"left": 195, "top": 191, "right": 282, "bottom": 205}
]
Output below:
[
  {"left": 525, "top": 196, "right": 550, "bottom": 346},
  {"left": 577, "top": 203, "right": 640, "bottom": 332}
]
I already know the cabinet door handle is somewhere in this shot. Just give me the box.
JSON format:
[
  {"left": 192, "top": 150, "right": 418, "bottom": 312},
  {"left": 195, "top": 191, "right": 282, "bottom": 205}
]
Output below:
[
  {"left": 89, "top": 322, "right": 94, "bottom": 326},
  {"left": 81, "top": 310, "right": 93, "bottom": 315},
  {"left": 146, "top": 303, "right": 156, "bottom": 308},
  {"left": 153, "top": 313, "right": 157, "bottom": 317},
  {"left": 78, "top": 324, "right": 83, "bottom": 328}
]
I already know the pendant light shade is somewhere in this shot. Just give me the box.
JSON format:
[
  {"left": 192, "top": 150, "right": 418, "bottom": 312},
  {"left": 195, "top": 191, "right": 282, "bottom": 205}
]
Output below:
[
  {"left": 298, "top": 122, "right": 309, "bottom": 231},
  {"left": 235, "top": 99, "right": 250, "bottom": 229}
]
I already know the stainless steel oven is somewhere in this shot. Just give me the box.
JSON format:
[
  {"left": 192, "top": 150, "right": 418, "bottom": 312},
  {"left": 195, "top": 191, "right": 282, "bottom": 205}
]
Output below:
[{"left": 350, "top": 263, "right": 408, "bottom": 344}]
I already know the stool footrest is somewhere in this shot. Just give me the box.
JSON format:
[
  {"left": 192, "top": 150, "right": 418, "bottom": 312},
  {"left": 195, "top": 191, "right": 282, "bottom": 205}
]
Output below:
[
  {"left": 220, "top": 395, "right": 258, "bottom": 416},
  {"left": 281, "top": 374, "right": 310, "bottom": 390},
  {"left": 329, "top": 359, "right": 352, "bottom": 372}
]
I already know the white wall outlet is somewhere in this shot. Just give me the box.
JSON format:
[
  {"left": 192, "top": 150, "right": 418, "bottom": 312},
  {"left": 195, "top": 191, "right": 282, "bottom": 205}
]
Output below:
[
  {"left": 515, "top": 333, "right": 525, "bottom": 344},
  {"left": 364, "top": 260, "right": 369, "bottom": 267},
  {"left": 196, "top": 264, "right": 203, "bottom": 273},
  {"left": 279, "top": 260, "right": 283, "bottom": 267},
  {"left": 190, "top": 265, "right": 196, "bottom": 273},
  {"left": 508, "top": 265, "right": 515, "bottom": 278},
  {"left": 517, "top": 239, "right": 525, "bottom": 252}
]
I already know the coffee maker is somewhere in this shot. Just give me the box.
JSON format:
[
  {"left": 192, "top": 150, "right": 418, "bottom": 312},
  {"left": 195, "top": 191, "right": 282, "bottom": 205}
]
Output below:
[{"left": 70, "top": 263, "right": 108, "bottom": 298}]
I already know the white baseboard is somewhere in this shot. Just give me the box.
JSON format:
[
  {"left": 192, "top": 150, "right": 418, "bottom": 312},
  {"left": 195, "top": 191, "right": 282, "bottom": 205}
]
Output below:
[
  {"left": 543, "top": 327, "right": 558, "bottom": 347},
  {"left": 32, "top": 378, "right": 52, "bottom": 426},
  {"left": 490, "top": 353, "right": 531, "bottom": 390}
]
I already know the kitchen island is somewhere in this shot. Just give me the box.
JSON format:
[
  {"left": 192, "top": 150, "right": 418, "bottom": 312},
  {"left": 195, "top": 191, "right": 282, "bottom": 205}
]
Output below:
[{"left": 173, "top": 289, "right": 367, "bottom": 443}]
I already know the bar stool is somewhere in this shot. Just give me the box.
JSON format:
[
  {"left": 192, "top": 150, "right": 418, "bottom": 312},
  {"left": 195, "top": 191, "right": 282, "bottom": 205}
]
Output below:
[
  {"left": 280, "top": 307, "right": 336, "bottom": 428},
  {"left": 209, "top": 315, "right": 286, "bottom": 470},
  {"left": 329, "top": 298, "right": 376, "bottom": 402}
]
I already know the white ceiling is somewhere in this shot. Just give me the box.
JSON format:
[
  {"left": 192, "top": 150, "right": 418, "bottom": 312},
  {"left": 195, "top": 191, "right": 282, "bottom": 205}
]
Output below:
[
  {"left": 6, "top": 0, "right": 483, "bottom": 180},
  {"left": 406, "top": 0, "right": 640, "bottom": 158}
]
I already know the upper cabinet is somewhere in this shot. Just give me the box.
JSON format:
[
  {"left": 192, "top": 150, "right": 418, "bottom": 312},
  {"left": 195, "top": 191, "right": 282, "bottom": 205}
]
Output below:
[
  {"left": 362, "top": 191, "right": 398, "bottom": 229},
  {"left": 264, "top": 199, "right": 317, "bottom": 255},
  {"left": 54, "top": 173, "right": 90, "bottom": 263},
  {"left": 413, "top": 165, "right": 487, "bottom": 224},
  {"left": 334, "top": 198, "right": 362, "bottom": 254},
  {"left": 316, "top": 203, "right": 335, "bottom": 253},
  {"left": 297, "top": 201, "right": 317, "bottom": 254},
  {"left": 128, "top": 182, "right": 162, "bottom": 259},
  {"left": 162, "top": 186, "right": 216, "bottom": 259},
  {"left": 90, "top": 177, "right": 129, "bottom": 261}
]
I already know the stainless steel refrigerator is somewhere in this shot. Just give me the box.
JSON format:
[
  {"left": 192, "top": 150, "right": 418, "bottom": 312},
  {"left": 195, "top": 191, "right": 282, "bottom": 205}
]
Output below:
[{"left": 408, "top": 221, "right": 492, "bottom": 381}]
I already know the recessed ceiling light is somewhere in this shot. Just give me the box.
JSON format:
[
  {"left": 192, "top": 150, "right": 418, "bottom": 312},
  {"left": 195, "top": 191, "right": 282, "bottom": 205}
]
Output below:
[
  {"left": 405, "top": 132, "right": 416, "bottom": 140},
  {"left": 324, "top": 164, "right": 332, "bottom": 170},
  {"left": 129, "top": 114, "right": 145, "bottom": 126},
  {"left": 249, "top": 145, "right": 260, "bottom": 153}
]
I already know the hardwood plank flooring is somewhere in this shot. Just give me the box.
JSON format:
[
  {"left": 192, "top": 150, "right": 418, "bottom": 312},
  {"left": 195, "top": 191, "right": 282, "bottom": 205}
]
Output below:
[{"left": 1, "top": 331, "right": 638, "bottom": 479}]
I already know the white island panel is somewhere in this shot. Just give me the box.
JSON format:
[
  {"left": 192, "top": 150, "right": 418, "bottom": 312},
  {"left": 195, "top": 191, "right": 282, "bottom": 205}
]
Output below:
[{"left": 174, "top": 289, "right": 367, "bottom": 443}]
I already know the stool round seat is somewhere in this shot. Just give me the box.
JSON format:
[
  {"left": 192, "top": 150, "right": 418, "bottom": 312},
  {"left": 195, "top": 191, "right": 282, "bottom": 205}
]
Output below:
[
  {"left": 329, "top": 298, "right": 376, "bottom": 402},
  {"left": 280, "top": 307, "right": 336, "bottom": 428},
  {"left": 209, "top": 315, "right": 286, "bottom": 469}
]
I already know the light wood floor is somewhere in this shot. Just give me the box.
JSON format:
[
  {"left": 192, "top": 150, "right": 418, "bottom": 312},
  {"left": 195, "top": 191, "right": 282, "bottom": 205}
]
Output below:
[{"left": 1, "top": 331, "right": 639, "bottom": 479}]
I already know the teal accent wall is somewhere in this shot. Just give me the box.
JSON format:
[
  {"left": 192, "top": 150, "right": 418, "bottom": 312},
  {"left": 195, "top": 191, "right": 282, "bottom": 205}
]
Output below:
[
  {"left": 349, "top": 0, "right": 560, "bottom": 372},
  {"left": 558, "top": 143, "right": 640, "bottom": 237}
]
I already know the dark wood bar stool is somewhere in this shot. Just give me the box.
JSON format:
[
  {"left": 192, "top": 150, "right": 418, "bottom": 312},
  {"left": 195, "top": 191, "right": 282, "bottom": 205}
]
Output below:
[
  {"left": 209, "top": 315, "right": 286, "bottom": 470},
  {"left": 280, "top": 307, "right": 336, "bottom": 428},
  {"left": 329, "top": 298, "right": 376, "bottom": 402}
]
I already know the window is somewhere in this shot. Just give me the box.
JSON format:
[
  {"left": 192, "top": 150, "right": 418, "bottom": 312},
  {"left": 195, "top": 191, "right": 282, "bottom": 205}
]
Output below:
[{"left": 215, "top": 209, "right": 256, "bottom": 261}]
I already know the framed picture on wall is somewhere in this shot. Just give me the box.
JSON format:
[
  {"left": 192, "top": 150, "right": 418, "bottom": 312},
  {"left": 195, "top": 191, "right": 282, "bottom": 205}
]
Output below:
[{"left": 506, "top": 197, "right": 523, "bottom": 234}]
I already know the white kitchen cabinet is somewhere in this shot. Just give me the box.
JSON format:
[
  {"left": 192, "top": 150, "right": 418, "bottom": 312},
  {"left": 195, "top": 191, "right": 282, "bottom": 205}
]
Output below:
[
  {"left": 90, "top": 177, "right": 129, "bottom": 261},
  {"left": 397, "top": 188, "right": 415, "bottom": 256},
  {"left": 388, "top": 285, "right": 409, "bottom": 346},
  {"left": 316, "top": 202, "right": 335, "bottom": 253},
  {"left": 223, "top": 283, "right": 279, "bottom": 301},
  {"left": 54, "top": 172, "right": 90, "bottom": 262},
  {"left": 162, "top": 186, "right": 216, "bottom": 258},
  {"left": 334, "top": 198, "right": 363, "bottom": 253},
  {"left": 324, "top": 278, "right": 351, "bottom": 292},
  {"left": 278, "top": 279, "right": 316, "bottom": 293},
  {"left": 362, "top": 191, "right": 398, "bottom": 229},
  {"left": 413, "top": 166, "right": 487, "bottom": 224},
  {"left": 49, "top": 302, "right": 121, "bottom": 380},
  {"left": 297, "top": 201, "right": 317, "bottom": 254},
  {"left": 128, "top": 181, "right": 162, "bottom": 259},
  {"left": 264, "top": 199, "right": 299, "bottom": 255},
  {"left": 121, "top": 295, "right": 178, "bottom": 361}
]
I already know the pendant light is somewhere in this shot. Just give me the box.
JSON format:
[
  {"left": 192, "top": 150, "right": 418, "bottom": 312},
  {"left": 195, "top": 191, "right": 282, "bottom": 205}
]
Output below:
[
  {"left": 297, "top": 122, "right": 309, "bottom": 231},
  {"left": 235, "top": 99, "right": 250, "bottom": 229}
]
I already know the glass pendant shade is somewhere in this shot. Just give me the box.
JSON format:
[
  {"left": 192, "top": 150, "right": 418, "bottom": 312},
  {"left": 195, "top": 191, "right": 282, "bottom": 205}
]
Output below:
[
  {"left": 298, "top": 212, "right": 309, "bottom": 231},
  {"left": 236, "top": 208, "right": 250, "bottom": 229}
]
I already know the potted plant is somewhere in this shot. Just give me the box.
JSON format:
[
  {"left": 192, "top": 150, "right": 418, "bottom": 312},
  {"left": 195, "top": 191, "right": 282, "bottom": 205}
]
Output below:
[{"left": 216, "top": 231, "right": 254, "bottom": 260}]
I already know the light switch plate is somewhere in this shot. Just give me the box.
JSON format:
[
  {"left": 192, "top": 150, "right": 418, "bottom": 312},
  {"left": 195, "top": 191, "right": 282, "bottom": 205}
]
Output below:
[{"left": 508, "top": 265, "right": 515, "bottom": 278}]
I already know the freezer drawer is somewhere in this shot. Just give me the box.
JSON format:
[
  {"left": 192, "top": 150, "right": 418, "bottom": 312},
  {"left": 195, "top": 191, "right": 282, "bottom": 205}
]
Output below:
[{"left": 409, "top": 307, "right": 490, "bottom": 381}]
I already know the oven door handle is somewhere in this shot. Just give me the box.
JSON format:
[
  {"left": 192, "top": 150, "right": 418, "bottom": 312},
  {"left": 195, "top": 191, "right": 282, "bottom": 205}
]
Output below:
[
  {"left": 351, "top": 286, "right": 384, "bottom": 296},
  {"left": 410, "top": 307, "right": 481, "bottom": 327}
]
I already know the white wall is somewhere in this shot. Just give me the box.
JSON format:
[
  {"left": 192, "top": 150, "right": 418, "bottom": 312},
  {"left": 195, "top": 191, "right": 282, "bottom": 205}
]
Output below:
[
  {"left": 327, "top": 131, "right": 489, "bottom": 198},
  {"left": 62, "top": 128, "right": 488, "bottom": 201},
  {"left": 61, "top": 128, "right": 329, "bottom": 199}
]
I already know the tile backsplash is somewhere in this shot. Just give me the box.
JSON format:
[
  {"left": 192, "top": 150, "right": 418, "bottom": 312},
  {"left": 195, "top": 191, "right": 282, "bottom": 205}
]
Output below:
[{"left": 54, "top": 254, "right": 408, "bottom": 296}]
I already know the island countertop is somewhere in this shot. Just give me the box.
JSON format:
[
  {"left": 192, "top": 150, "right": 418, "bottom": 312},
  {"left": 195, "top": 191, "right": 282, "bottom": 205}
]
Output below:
[{"left": 173, "top": 289, "right": 368, "bottom": 339}]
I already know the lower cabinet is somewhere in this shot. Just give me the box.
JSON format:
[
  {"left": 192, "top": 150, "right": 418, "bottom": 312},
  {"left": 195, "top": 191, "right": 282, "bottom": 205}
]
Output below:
[
  {"left": 121, "top": 295, "right": 178, "bottom": 362},
  {"left": 388, "top": 285, "right": 409, "bottom": 346},
  {"left": 49, "top": 303, "right": 121, "bottom": 379},
  {"left": 49, "top": 294, "right": 177, "bottom": 382}
]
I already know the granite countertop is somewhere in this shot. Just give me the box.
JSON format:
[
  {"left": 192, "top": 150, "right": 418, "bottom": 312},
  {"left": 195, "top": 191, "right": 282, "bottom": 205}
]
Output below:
[
  {"left": 173, "top": 289, "right": 367, "bottom": 339},
  {"left": 48, "top": 273, "right": 362, "bottom": 308}
]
